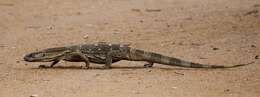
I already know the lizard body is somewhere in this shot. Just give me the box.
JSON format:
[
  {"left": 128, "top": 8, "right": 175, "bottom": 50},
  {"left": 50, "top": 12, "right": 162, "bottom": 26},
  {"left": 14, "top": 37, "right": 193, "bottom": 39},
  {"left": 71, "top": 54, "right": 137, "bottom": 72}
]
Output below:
[{"left": 24, "top": 42, "right": 251, "bottom": 69}]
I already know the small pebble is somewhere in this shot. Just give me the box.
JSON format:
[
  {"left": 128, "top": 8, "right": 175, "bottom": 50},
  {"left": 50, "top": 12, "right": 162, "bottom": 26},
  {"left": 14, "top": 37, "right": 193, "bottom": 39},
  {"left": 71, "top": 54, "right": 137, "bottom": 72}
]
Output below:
[
  {"left": 76, "top": 12, "right": 81, "bottom": 15},
  {"left": 131, "top": 9, "right": 141, "bottom": 12},
  {"left": 213, "top": 47, "right": 219, "bottom": 50},
  {"left": 232, "top": 26, "right": 237, "bottom": 29},
  {"left": 167, "top": 24, "right": 170, "bottom": 28},
  {"left": 245, "top": 9, "right": 258, "bottom": 15},
  {"left": 253, "top": 4, "right": 260, "bottom": 8},
  {"left": 48, "top": 26, "right": 53, "bottom": 30},
  {"left": 0, "top": 44, "right": 5, "bottom": 48},
  {"left": 199, "top": 57, "right": 208, "bottom": 59},
  {"left": 224, "top": 89, "right": 230, "bottom": 92},
  {"left": 171, "top": 86, "right": 178, "bottom": 89},
  {"left": 132, "top": 90, "right": 141, "bottom": 94},
  {"left": 83, "top": 35, "right": 89, "bottom": 39},
  {"left": 145, "top": 85, "right": 152, "bottom": 88},
  {"left": 191, "top": 43, "right": 201, "bottom": 46},
  {"left": 30, "top": 94, "right": 38, "bottom": 97},
  {"left": 178, "top": 42, "right": 183, "bottom": 45},
  {"left": 145, "top": 9, "right": 161, "bottom": 12},
  {"left": 184, "top": 17, "right": 192, "bottom": 20},
  {"left": 94, "top": 74, "right": 101, "bottom": 77},
  {"left": 113, "top": 32, "right": 120, "bottom": 34},
  {"left": 174, "top": 72, "right": 184, "bottom": 75},
  {"left": 251, "top": 45, "right": 256, "bottom": 48}
]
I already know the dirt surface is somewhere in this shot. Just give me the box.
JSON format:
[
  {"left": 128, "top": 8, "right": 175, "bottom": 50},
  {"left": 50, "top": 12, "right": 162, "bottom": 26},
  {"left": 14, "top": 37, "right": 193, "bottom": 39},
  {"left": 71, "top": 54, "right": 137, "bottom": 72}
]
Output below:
[{"left": 0, "top": 0, "right": 260, "bottom": 97}]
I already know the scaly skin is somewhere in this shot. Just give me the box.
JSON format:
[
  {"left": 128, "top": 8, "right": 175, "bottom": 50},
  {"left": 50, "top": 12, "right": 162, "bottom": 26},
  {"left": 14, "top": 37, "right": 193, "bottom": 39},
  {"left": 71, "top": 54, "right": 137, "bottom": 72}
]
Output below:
[{"left": 24, "top": 42, "right": 253, "bottom": 69}]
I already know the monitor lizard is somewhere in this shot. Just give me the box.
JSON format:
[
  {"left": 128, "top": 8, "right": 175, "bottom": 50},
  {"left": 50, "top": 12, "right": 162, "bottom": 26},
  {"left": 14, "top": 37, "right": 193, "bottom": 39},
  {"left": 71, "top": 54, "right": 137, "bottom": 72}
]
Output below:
[{"left": 23, "top": 42, "right": 253, "bottom": 69}]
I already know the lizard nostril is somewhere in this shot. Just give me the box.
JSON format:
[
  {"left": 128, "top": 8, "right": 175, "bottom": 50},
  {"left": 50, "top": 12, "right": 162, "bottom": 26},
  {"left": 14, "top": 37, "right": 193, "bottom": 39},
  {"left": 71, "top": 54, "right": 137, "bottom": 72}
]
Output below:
[{"left": 24, "top": 56, "right": 29, "bottom": 61}]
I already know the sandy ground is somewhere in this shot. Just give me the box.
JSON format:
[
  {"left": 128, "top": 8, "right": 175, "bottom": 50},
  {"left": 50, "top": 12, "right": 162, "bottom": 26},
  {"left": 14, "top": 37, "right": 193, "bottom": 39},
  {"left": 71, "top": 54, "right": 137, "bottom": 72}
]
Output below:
[{"left": 0, "top": 0, "right": 260, "bottom": 97}]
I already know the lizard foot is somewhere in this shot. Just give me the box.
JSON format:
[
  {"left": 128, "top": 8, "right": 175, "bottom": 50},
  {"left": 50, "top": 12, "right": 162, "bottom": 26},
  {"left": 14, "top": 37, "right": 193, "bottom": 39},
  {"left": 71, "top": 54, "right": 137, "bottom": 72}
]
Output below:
[
  {"left": 144, "top": 64, "right": 153, "bottom": 68},
  {"left": 144, "top": 62, "right": 154, "bottom": 68},
  {"left": 102, "top": 66, "right": 111, "bottom": 69},
  {"left": 38, "top": 65, "right": 50, "bottom": 68},
  {"left": 81, "top": 66, "right": 90, "bottom": 69}
]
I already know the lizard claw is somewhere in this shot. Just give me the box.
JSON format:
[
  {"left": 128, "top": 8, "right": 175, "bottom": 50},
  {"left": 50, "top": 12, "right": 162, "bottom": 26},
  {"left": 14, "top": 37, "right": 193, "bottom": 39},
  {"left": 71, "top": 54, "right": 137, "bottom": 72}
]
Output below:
[{"left": 144, "top": 64, "right": 153, "bottom": 68}]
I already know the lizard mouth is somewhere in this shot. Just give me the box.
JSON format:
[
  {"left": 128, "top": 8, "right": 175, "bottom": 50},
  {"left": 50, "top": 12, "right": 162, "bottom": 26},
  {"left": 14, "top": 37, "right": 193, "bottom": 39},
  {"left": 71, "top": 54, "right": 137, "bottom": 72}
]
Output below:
[{"left": 24, "top": 53, "right": 37, "bottom": 62}]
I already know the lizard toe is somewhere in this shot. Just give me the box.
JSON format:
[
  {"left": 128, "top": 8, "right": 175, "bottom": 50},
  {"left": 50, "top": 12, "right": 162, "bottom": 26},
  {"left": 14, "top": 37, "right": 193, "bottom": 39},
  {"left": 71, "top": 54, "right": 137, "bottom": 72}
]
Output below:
[{"left": 144, "top": 64, "right": 153, "bottom": 68}]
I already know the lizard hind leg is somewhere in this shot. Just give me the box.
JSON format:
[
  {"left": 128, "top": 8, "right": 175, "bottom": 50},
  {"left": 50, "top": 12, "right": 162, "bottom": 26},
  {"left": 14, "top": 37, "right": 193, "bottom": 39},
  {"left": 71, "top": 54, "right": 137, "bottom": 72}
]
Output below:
[
  {"left": 104, "top": 53, "right": 113, "bottom": 69},
  {"left": 144, "top": 62, "right": 154, "bottom": 68},
  {"left": 104, "top": 51, "right": 120, "bottom": 69}
]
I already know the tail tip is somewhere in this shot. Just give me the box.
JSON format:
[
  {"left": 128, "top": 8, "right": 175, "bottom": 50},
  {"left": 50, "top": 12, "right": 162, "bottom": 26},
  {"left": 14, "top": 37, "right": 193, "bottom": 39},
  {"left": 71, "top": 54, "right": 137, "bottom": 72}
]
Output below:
[{"left": 230, "top": 61, "right": 255, "bottom": 68}]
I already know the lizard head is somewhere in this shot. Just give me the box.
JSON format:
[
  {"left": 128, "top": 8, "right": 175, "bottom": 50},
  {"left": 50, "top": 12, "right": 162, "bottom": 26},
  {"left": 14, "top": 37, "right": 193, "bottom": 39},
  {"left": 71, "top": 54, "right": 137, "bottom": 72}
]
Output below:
[{"left": 24, "top": 47, "right": 69, "bottom": 62}]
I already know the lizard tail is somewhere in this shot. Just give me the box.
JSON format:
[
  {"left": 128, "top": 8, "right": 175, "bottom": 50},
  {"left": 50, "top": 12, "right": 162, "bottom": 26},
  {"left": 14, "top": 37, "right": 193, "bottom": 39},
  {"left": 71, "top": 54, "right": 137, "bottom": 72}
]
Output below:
[
  {"left": 155, "top": 55, "right": 254, "bottom": 68},
  {"left": 129, "top": 49, "right": 254, "bottom": 68}
]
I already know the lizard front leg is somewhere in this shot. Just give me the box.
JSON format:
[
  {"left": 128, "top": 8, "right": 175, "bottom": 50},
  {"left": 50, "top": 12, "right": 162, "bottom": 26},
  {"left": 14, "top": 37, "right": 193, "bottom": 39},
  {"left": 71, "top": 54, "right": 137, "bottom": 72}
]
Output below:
[
  {"left": 78, "top": 53, "right": 90, "bottom": 69},
  {"left": 38, "top": 50, "right": 71, "bottom": 68},
  {"left": 71, "top": 51, "right": 90, "bottom": 69},
  {"left": 39, "top": 60, "right": 60, "bottom": 68}
]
